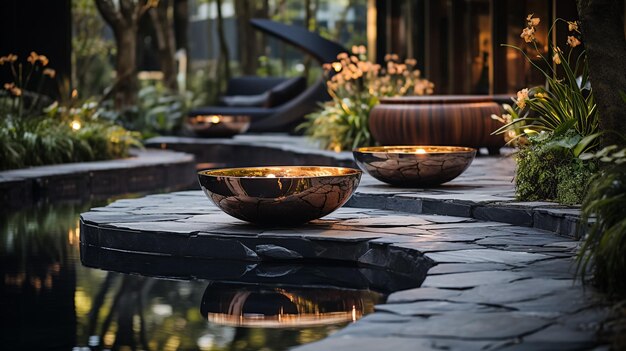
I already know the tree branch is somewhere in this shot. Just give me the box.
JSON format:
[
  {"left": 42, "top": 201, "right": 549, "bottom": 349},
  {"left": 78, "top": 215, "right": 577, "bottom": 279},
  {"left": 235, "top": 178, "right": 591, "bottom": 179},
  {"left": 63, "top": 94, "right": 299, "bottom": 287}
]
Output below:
[
  {"left": 94, "top": 0, "right": 124, "bottom": 29},
  {"left": 119, "top": 0, "right": 136, "bottom": 23},
  {"left": 137, "top": 0, "right": 154, "bottom": 19}
]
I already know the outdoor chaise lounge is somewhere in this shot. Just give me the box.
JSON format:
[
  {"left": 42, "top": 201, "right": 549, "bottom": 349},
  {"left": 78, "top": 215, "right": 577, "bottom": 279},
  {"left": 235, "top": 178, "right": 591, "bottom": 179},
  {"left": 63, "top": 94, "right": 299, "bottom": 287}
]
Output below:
[{"left": 188, "top": 19, "right": 347, "bottom": 133}]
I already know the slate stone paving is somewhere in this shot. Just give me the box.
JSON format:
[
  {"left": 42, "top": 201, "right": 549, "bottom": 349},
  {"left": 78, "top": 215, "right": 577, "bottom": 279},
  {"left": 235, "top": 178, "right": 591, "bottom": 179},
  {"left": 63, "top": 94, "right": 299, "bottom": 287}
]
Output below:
[{"left": 80, "top": 191, "right": 610, "bottom": 351}]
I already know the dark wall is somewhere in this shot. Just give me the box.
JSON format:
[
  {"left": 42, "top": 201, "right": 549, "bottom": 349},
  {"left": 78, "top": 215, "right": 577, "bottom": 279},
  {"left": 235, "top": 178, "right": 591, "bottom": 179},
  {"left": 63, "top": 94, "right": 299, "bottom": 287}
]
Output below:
[{"left": 0, "top": 0, "right": 72, "bottom": 91}]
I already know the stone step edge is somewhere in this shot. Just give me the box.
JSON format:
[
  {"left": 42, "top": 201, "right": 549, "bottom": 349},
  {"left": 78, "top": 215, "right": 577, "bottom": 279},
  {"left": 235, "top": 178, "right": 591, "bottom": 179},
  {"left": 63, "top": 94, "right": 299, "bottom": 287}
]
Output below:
[
  {"left": 0, "top": 148, "right": 197, "bottom": 208},
  {"left": 347, "top": 193, "right": 583, "bottom": 239}
]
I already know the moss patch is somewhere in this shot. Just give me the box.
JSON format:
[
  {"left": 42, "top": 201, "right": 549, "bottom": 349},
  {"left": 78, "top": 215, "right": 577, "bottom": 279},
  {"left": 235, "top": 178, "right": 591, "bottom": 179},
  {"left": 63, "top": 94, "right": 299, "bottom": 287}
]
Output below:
[{"left": 515, "top": 144, "right": 597, "bottom": 205}]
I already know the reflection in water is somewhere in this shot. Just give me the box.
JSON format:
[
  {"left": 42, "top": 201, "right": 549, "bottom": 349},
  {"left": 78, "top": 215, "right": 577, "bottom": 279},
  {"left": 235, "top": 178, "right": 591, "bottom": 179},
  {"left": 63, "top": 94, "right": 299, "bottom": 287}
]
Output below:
[
  {"left": 80, "top": 243, "right": 426, "bottom": 350},
  {"left": 1, "top": 201, "right": 423, "bottom": 351},
  {"left": 81, "top": 263, "right": 385, "bottom": 351},
  {"left": 0, "top": 203, "right": 82, "bottom": 350}
]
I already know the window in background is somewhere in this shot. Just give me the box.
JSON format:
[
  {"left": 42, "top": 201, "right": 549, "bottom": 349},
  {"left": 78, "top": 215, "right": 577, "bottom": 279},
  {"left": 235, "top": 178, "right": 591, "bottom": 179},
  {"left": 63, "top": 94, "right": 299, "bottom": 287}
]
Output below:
[{"left": 380, "top": 0, "right": 580, "bottom": 95}]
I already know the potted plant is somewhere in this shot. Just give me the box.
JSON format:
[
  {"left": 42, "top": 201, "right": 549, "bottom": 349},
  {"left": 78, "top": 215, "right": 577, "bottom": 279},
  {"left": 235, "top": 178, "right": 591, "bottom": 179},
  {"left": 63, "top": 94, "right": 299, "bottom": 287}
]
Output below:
[{"left": 299, "top": 46, "right": 434, "bottom": 152}]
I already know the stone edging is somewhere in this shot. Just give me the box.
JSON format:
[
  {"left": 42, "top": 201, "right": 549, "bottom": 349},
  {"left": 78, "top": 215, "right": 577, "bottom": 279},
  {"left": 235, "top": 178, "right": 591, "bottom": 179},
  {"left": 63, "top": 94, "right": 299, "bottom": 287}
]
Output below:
[
  {"left": 0, "top": 148, "right": 196, "bottom": 208},
  {"left": 348, "top": 193, "right": 582, "bottom": 239}
]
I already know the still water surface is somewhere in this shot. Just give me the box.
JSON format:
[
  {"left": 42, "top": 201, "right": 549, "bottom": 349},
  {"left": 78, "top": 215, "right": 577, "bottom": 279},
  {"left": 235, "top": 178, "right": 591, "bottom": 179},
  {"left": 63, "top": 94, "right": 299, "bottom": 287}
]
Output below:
[{"left": 0, "top": 199, "right": 384, "bottom": 351}]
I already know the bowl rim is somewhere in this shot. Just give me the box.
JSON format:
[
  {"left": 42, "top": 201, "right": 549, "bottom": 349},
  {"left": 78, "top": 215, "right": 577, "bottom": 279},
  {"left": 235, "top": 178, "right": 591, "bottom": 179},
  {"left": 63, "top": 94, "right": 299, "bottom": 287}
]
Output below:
[
  {"left": 198, "top": 165, "right": 362, "bottom": 179},
  {"left": 353, "top": 146, "right": 477, "bottom": 154}
]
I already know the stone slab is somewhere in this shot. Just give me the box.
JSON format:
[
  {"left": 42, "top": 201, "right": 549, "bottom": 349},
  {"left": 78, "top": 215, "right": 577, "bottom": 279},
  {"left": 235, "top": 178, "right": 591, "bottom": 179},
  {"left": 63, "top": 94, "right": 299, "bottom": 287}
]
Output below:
[
  {"left": 422, "top": 270, "right": 528, "bottom": 289},
  {"left": 396, "top": 312, "right": 551, "bottom": 340},
  {"left": 78, "top": 190, "right": 608, "bottom": 351},
  {"left": 425, "top": 249, "right": 549, "bottom": 264}
]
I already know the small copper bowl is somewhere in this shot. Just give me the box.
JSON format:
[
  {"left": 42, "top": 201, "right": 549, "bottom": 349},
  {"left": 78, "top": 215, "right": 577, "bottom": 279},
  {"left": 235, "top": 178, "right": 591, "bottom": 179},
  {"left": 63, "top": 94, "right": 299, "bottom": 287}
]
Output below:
[
  {"left": 353, "top": 146, "right": 476, "bottom": 187},
  {"left": 187, "top": 115, "right": 250, "bottom": 137},
  {"left": 198, "top": 166, "right": 361, "bottom": 225}
]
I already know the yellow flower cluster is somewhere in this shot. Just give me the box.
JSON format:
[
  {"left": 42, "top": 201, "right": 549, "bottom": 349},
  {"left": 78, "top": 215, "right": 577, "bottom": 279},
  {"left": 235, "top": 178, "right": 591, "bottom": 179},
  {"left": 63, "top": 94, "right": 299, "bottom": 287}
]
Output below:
[
  {"left": 515, "top": 88, "right": 529, "bottom": 109},
  {"left": 1, "top": 52, "right": 56, "bottom": 99},
  {"left": 519, "top": 15, "right": 582, "bottom": 65},
  {"left": 498, "top": 15, "right": 596, "bottom": 149},
  {"left": 567, "top": 35, "right": 581, "bottom": 48},
  {"left": 322, "top": 46, "right": 434, "bottom": 102},
  {"left": 3, "top": 82, "right": 22, "bottom": 96},
  {"left": 552, "top": 47, "right": 563, "bottom": 65},
  {"left": 27, "top": 51, "right": 49, "bottom": 66},
  {"left": 491, "top": 103, "right": 529, "bottom": 147},
  {"left": 0, "top": 54, "right": 18, "bottom": 65},
  {"left": 520, "top": 14, "right": 540, "bottom": 43}
]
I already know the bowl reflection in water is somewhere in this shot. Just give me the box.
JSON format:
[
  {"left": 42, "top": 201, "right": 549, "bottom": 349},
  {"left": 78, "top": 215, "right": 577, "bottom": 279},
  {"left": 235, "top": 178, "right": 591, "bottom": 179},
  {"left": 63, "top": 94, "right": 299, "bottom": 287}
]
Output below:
[
  {"left": 353, "top": 146, "right": 476, "bottom": 187},
  {"left": 200, "top": 283, "right": 382, "bottom": 328},
  {"left": 197, "top": 166, "right": 362, "bottom": 225}
]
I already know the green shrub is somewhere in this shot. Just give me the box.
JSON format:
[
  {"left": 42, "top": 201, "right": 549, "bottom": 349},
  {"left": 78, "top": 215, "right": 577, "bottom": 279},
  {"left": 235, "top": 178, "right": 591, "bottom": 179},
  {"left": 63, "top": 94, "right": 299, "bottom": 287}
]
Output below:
[
  {"left": 0, "top": 52, "right": 142, "bottom": 170},
  {"left": 97, "top": 84, "right": 190, "bottom": 138},
  {"left": 0, "top": 114, "right": 142, "bottom": 170},
  {"left": 515, "top": 134, "right": 597, "bottom": 204},
  {"left": 578, "top": 164, "right": 626, "bottom": 293},
  {"left": 300, "top": 94, "right": 374, "bottom": 152},
  {"left": 577, "top": 145, "right": 626, "bottom": 294}
]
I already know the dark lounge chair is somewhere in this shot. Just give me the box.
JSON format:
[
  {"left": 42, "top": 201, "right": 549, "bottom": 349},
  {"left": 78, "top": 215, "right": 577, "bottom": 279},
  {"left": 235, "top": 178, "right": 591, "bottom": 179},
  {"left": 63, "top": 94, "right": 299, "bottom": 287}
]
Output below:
[{"left": 188, "top": 19, "right": 347, "bottom": 133}]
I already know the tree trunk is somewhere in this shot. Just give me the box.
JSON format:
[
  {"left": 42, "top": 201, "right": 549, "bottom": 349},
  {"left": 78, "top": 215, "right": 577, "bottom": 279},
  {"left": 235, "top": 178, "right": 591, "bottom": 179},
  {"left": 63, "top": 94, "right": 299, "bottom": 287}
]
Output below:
[
  {"left": 150, "top": 0, "right": 178, "bottom": 91},
  {"left": 234, "top": 0, "right": 257, "bottom": 75},
  {"left": 303, "top": 0, "right": 317, "bottom": 80},
  {"left": 95, "top": 0, "right": 149, "bottom": 111},
  {"left": 577, "top": 0, "right": 626, "bottom": 146},
  {"left": 216, "top": 0, "right": 231, "bottom": 81},
  {"left": 334, "top": 0, "right": 355, "bottom": 41},
  {"left": 173, "top": 0, "right": 188, "bottom": 53},
  {"left": 114, "top": 28, "right": 139, "bottom": 108}
]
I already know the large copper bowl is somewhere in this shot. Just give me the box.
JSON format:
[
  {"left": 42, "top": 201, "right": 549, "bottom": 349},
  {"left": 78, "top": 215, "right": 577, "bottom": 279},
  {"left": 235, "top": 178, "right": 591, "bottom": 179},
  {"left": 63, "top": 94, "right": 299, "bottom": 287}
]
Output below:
[
  {"left": 353, "top": 146, "right": 476, "bottom": 187},
  {"left": 198, "top": 166, "right": 361, "bottom": 225},
  {"left": 368, "top": 96, "right": 505, "bottom": 155}
]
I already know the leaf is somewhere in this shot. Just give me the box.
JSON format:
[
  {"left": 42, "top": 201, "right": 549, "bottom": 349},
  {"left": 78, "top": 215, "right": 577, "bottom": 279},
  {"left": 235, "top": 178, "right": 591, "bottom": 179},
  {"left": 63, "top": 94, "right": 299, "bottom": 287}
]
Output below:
[
  {"left": 552, "top": 118, "right": 578, "bottom": 137},
  {"left": 573, "top": 132, "right": 601, "bottom": 157},
  {"left": 547, "top": 134, "right": 582, "bottom": 150},
  {"left": 579, "top": 152, "right": 595, "bottom": 160}
]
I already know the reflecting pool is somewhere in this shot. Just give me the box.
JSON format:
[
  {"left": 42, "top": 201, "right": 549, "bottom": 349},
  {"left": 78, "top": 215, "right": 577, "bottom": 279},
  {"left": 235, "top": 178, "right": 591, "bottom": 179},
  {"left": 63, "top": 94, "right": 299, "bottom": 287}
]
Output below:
[{"left": 0, "top": 199, "right": 409, "bottom": 351}]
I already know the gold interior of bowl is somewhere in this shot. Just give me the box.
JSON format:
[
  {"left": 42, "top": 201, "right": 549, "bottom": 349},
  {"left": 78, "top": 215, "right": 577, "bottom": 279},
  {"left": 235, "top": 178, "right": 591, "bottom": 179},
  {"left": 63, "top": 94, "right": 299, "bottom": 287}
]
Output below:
[
  {"left": 355, "top": 146, "right": 476, "bottom": 154},
  {"left": 199, "top": 166, "right": 360, "bottom": 178}
]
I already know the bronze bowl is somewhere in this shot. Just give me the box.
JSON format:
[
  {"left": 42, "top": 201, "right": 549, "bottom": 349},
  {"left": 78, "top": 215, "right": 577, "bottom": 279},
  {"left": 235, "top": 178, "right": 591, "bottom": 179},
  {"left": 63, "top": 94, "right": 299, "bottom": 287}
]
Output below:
[
  {"left": 353, "top": 146, "right": 476, "bottom": 187},
  {"left": 197, "top": 166, "right": 361, "bottom": 225},
  {"left": 186, "top": 114, "right": 250, "bottom": 138}
]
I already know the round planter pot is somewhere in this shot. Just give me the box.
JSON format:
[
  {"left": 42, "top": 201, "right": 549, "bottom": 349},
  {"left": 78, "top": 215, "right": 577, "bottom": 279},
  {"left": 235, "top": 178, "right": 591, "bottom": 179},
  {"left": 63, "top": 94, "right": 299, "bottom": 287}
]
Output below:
[{"left": 369, "top": 95, "right": 505, "bottom": 155}]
